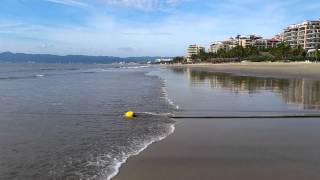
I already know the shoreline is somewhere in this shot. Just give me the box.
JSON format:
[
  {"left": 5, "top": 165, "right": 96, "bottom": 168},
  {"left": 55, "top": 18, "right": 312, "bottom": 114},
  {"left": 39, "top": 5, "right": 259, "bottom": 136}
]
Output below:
[
  {"left": 107, "top": 123, "right": 176, "bottom": 180},
  {"left": 113, "top": 62, "right": 320, "bottom": 180},
  {"left": 168, "top": 62, "right": 320, "bottom": 79},
  {"left": 113, "top": 118, "right": 320, "bottom": 180},
  {"left": 107, "top": 72, "right": 178, "bottom": 180}
]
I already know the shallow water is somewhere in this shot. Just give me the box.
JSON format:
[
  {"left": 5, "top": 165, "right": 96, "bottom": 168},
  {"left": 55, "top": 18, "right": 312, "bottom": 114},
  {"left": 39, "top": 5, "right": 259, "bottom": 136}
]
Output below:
[
  {"left": 153, "top": 67, "right": 320, "bottom": 115},
  {"left": 0, "top": 63, "right": 175, "bottom": 180}
]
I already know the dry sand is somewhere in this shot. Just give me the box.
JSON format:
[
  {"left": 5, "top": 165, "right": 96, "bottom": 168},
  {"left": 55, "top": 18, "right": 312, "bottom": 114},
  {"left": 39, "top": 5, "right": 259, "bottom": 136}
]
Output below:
[
  {"left": 113, "top": 62, "right": 320, "bottom": 180},
  {"left": 171, "top": 62, "right": 320, "bottom": 79}
]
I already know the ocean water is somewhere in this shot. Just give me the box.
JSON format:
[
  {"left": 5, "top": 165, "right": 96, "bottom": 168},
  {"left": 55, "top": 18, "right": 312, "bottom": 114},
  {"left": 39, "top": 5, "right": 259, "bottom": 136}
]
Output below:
[
  {"left": 2, "top": 63, "right": 320, "bottom": 180},
  {"left": 0, "top": 63, "right": 175, "bottom": 180}
]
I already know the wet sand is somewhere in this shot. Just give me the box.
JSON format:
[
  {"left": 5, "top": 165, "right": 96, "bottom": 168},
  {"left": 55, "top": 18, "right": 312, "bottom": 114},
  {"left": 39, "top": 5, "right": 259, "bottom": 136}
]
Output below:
[
  {"left": 113, "top": 63, "right": 320, "bottom": 180},
  {"left": 114, "top": 118, "right": 320, "bottom": 180},
  {"left": 171, "top": 62, "right": 320, "bottom": 79}
]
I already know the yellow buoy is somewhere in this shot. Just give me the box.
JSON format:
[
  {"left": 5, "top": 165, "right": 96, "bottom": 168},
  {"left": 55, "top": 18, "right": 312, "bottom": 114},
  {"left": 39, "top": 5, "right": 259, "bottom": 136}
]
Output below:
[{"left": 125, "top": 111, "right": 136, "bottom": 119}]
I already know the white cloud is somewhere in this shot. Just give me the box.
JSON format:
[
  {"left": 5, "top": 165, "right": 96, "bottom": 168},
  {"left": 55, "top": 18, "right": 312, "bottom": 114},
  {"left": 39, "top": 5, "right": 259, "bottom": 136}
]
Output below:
[
  {"left": 44, "top": 0, "right": 87, "bottom": 7},
  {"left": 0, "top": 13, "right": 222, "bottom": 56},
  {"left": 44, "top": 0, "right": 183, "bottom": 10},
  {"left": 101, "top": 0, "right": 183, "bottom": 10},
  {"left": 104, "top": 0, "right": 156, "bottom": 10}
]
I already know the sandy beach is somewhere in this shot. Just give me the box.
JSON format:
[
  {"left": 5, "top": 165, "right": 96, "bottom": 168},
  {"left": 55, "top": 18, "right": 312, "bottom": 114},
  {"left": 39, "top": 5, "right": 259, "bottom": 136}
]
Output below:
[
  {"left": 170, "top": 62, "right": 320, "bottom": 79},
  {"left": 114, "top": 118, "right": 320, "bottom": 180},
  {"left": 113, "top": 62, "right": 320, "bottom": 180}
]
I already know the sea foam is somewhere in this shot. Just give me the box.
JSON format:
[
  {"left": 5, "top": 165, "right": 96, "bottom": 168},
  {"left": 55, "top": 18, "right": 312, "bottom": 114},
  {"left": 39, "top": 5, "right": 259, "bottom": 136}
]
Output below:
[
  {"left": 105, "top": 78, "right": 178, "bottom": 180},
  {"left": 105, "top": 123, "right": 175, "bottom": 180},
  {"left": 161, "top": 80, "right": 180, "bottom": 110}
]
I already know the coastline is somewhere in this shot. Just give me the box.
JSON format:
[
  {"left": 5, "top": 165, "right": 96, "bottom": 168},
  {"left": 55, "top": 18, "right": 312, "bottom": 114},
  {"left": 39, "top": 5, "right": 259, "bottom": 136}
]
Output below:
[
  {"left": 113, "top": 62, "right": 320, "bottom": 180},
  {"left": 107, "top": 123, "right": 175, "bottom": 180},
  {"left": 113, "top": 118, "right": 320, "bottom": 180},
  {"left": 168, "top": 62, "right": 320, "bottom": 79}
]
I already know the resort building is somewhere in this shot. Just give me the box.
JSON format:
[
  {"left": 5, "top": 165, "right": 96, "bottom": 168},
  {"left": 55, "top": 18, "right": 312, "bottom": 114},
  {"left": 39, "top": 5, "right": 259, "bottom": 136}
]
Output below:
[
  {"left": 254, "top": 38, "right": 281, "bottom": 49},
  {"left": 154, "top": 58, "right": 173, "bottom": 64},
  {"left": 282, "top": 20, "right": 320, "bottom": 50},
  {"left": 238, "top": 35, "right": 263, "bottom": 48},
  {"left": 223, "top": 37, "right": 239, "bottom": 49},
  {"left": 209, "top": 42, "right": 227, "bottom": 53},
  {"left": 209, "top": 38, "right": 238, "bottom": 53},
  {"left": 187, "top": 44, "right": 205, "bottom": 62},
  {"left": 238, "top": 35, "right": 281, "bottom": 49}
]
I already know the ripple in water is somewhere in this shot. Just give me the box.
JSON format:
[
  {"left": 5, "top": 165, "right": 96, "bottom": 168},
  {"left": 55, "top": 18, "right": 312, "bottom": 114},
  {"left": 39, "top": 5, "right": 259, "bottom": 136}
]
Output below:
[{"left": 0, "top": 63, "right": 175, "bottom": 180}]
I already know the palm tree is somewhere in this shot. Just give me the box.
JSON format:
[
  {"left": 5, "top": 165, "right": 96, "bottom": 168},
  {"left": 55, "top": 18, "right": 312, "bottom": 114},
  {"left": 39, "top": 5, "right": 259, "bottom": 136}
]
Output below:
[{"left": 316, "top": 45, "right": 320, "bottom": 62}]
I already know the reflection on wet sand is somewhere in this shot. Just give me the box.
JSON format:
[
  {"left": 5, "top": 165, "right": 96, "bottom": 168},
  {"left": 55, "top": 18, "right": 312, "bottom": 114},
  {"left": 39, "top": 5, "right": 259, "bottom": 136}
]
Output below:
[{"left": 170, "top": 67, "right": 320, "bottom": 110}]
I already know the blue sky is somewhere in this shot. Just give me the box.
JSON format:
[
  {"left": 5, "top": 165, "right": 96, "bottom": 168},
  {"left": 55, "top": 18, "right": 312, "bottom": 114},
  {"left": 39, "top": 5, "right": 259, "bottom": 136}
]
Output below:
[{"left": 0, "top": 0, "right": 319, "bottom": 57}]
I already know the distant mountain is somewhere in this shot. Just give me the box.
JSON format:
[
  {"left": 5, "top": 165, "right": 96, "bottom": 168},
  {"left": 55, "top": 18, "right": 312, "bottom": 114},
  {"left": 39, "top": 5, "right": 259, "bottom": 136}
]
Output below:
[{"left": 0, "top": 52, "right": 168, "bottom": 64}]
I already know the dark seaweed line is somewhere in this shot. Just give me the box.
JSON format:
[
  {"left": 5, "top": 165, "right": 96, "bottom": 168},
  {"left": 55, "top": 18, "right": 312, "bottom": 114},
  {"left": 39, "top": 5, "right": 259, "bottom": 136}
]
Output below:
[{"left": 171, "top": 115, "right": 320, "bottom": 119}]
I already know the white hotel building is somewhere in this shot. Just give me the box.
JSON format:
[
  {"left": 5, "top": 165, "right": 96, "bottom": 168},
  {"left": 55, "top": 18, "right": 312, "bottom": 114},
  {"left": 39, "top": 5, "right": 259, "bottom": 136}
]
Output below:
[
  {"left": 282, "top": 20, "right": 320, "bottom": 50},
  {"left": 187, "top": 44, "right": 205, "bottom": 62}
]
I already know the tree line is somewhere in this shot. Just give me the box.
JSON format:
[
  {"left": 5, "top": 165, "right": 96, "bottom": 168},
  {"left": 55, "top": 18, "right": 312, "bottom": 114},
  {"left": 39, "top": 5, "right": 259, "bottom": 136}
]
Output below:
[{"left": 171, "top": 43, "right": 320, "bottom": 64}]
